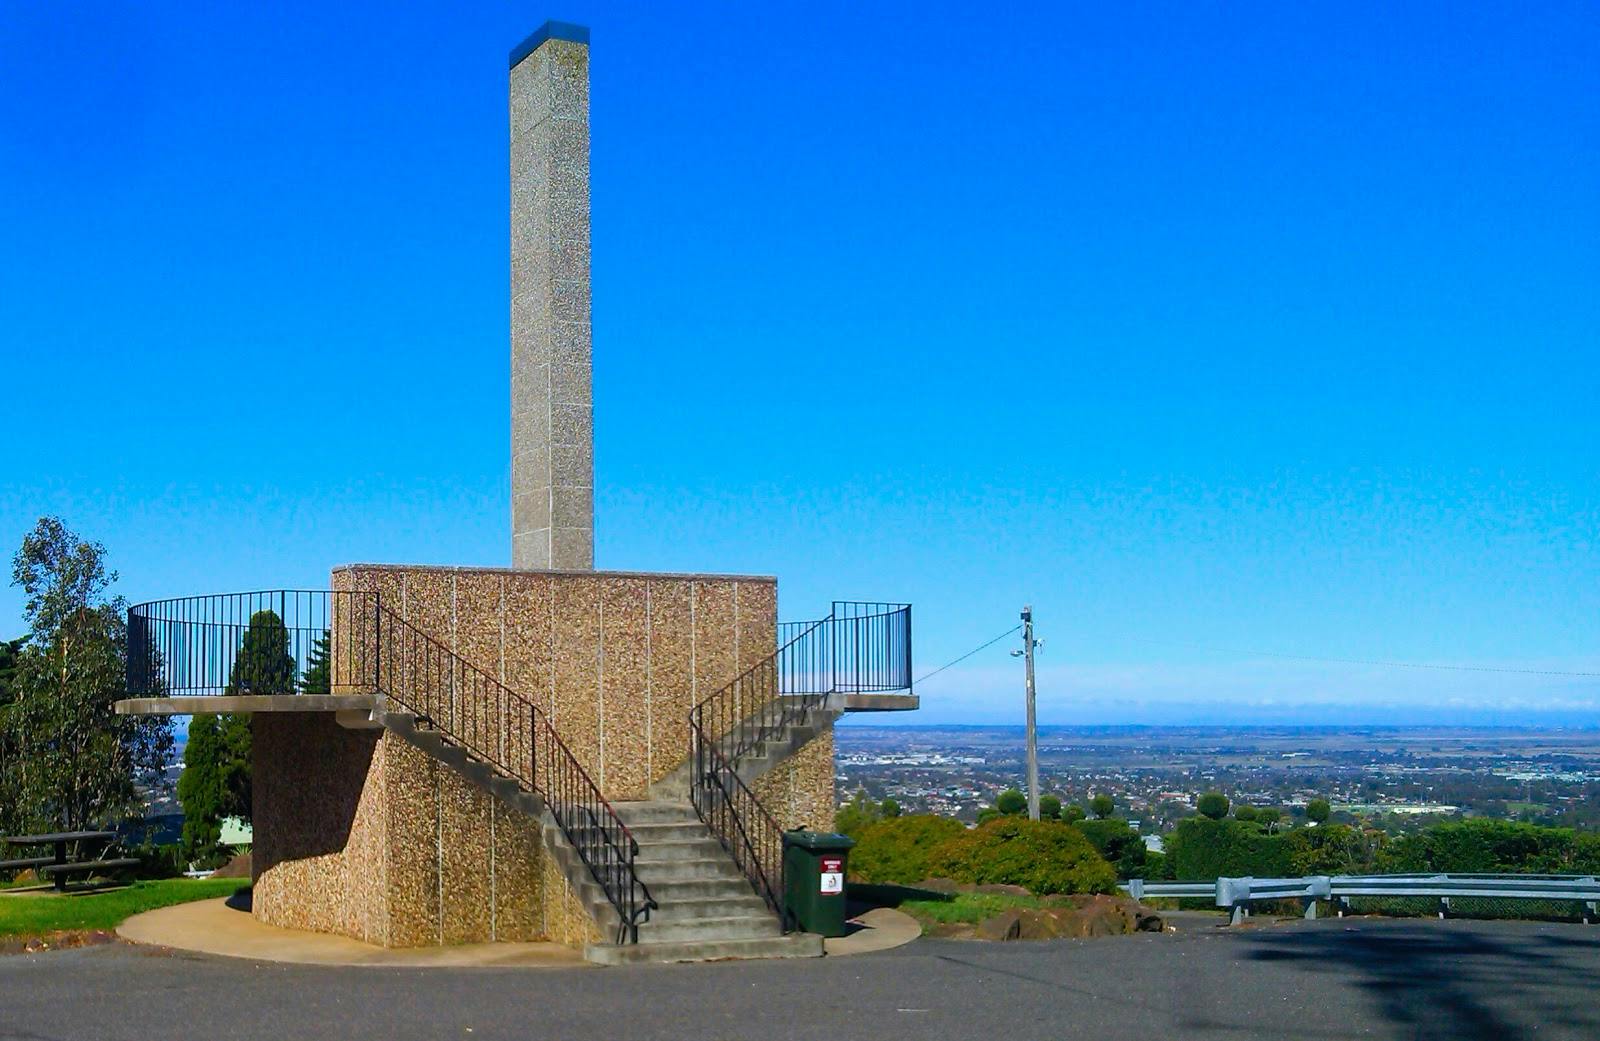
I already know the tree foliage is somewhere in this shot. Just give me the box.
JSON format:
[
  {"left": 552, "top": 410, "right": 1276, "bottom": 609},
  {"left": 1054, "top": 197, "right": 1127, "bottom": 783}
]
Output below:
[
  {"left": 1090, "top": 793, "right": 1115, "bottom": 820},
  {"left": 1039, "top": 794, "right": 1062, "bottom": 821},
  {"left": 1073, "top": 817, "right": 1148, "bottom": 880},
  {"left": 300, "top": 629, "right": 332, "bottom": 694},
  {"left": 837, "top": 788, "right": 902, "bottom": 837},
  {"left": 1197, "top": 791, "right": 1231, "bottom": 821},
  {"left": 177, "top": 610, "right": 288, "bottom": 860},
  {"left": 1, "top": 517, "right": 173, "bottom": 838},
  {"left": 926, "top": 817, "right": 1117, "bottom": 895},
  {"left": 995, "top": 788, "right": 1027, "bottom": 815}
]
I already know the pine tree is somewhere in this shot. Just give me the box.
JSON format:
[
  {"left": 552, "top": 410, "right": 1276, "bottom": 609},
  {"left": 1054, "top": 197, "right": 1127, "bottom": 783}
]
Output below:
[{"left": 300, "top": 629, "right": 332, "bottom": 694}]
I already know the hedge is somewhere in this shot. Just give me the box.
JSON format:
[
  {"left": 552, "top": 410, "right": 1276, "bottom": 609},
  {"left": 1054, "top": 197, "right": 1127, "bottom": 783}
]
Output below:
[{"left": 925, "top": 818, "right": 1118, "bottom": 895}]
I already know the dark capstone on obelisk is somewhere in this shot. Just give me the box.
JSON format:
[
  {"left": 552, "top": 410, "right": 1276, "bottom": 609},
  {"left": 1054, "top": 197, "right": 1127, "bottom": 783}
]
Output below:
[{"left": 510, "top": 22, "right": 593, "bottom": 569}]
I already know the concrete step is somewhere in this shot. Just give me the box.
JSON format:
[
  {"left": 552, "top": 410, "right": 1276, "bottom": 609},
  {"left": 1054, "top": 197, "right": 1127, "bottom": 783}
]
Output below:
[
  {"left": 379, "top": 709, "right": 417, "bottom": 733},
  {"left": 620, "top": 821, "right": 715, "bottom": 844},
  {"left": 585, "top": 932, "right": 823, "bottom": 966},
  {"left": 457, "top": 759, "right": 493, "bottom": 787},
  {"left": 635, "top": 915, "right": 780, "bottom": 944},
  {"left": 633, "top": 857, "right": 744, "bottom": 883},
  {"left": 645, "top": 894, "right": 771, "bottom": 922},
  {"left": 641, "top": 877, "right": 758, "bottom": 902},
  {"left": 611, "top": 800, "right": 699, "bottom": 825},
  {"left": 433, "top": 744, "right": 470, "bottom": 768},
  {"left": 628, "top": 837, "right": 724, "bottom": 860}
]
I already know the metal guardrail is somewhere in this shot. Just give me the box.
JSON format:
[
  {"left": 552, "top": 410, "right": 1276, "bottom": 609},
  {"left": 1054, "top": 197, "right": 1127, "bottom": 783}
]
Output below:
[{"left": 1124, "top": 874, "right": 1600, "bottom": 926}]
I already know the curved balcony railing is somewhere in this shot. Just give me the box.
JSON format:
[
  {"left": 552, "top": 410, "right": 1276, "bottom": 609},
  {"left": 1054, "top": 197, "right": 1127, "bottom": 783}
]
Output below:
[
  {"left": 126, "top": 590, "right": 655, "bottom": 943},
  {"left": 691, "top": 601, "right": 910, "bottom": 924}
]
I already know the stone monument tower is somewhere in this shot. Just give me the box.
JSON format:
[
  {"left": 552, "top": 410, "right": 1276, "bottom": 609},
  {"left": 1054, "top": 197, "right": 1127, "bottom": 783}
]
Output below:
[{"left": 510, "top": 22, "right": 593, "bottom": 569}]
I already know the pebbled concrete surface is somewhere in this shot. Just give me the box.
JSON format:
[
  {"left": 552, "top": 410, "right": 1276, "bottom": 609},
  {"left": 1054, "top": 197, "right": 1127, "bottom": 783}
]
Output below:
[{"left": 5, "top": 917, "right": 1599, "bottom": 1040}]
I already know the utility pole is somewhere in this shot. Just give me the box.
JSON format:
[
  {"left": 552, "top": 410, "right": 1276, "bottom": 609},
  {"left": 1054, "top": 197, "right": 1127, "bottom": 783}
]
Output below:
[{"left": 1013, "top": 605, "right": 1041, "bottom": 820}]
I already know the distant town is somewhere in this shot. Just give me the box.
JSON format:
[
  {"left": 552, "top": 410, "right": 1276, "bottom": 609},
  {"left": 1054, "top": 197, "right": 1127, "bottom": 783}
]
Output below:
[{"left": 836, "top": 725, "right": 1600, "bottom": 840}]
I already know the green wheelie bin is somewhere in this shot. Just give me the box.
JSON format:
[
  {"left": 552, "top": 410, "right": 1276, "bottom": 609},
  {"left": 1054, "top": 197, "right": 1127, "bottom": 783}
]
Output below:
[{"left": 782, "top": 830, "right": 855, "bottom": 936}]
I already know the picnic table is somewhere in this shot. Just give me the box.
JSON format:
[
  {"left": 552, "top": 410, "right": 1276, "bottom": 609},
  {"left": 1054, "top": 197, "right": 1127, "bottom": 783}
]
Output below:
[{"left": 1, "top": 831, "right": 138, "bottom": 891}]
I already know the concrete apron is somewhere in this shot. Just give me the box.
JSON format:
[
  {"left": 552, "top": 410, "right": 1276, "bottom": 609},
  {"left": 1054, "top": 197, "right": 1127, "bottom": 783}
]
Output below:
[{"left": 118, "top": 898, "right": 920, "bottom": 967}]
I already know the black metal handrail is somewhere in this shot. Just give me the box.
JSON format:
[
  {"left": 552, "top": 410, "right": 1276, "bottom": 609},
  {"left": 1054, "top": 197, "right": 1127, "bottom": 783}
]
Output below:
[
  {"left": 689, "top": 601, "right": 910, "bottom": 927},
  {"left": 125, "top": 590, "right": 656, "bottom": 944},
  {"left": 689, "top": 733, "right": 786, "bottom": 921},
  {"left": 127, "top": 590, "right": 378, "bottom": 697}
]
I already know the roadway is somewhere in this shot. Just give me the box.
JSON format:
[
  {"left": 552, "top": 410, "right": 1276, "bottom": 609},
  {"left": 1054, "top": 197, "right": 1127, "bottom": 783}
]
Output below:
[{"left": 2, "top": 916, "right": 1597, "bottom": 1040}]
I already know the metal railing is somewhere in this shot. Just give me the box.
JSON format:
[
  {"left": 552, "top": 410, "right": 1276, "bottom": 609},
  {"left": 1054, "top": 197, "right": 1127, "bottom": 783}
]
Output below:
[
  {"left": 1124, "top": 873, "right": 1600, "bottom": 926},
  {"left": 126, "top": 590, "right": 655, "bottom": 944},
  {"left": 127, "top": 590, "right": 378, "bottom": 696},
  {"left": 690, "top": 601, "right": 911, "bottom": 925}
]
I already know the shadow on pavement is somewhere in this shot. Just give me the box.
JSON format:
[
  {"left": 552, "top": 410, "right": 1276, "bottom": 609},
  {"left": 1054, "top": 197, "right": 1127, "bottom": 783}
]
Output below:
[{"left": 1237, "top": 921, "right": 1600, "bottom": 1040}]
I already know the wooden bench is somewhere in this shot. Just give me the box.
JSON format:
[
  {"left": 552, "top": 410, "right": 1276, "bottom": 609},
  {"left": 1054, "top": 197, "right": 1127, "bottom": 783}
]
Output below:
[
  {"left": 0, "top": 856, "right": 57, "bottom": 872},
  {"left": 39, "top": 858, "right": 141, "bottom": 878}
]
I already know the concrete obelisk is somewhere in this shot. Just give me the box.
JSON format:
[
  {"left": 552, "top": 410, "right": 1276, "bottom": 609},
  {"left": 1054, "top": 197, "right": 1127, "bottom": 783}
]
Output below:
[{"left": 510, "top": 22, "right": 593, "bottom": 569}]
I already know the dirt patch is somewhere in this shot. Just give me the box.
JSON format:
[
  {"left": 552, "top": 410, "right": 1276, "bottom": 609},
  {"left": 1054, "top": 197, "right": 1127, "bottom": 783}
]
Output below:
[
  {"left": 210, "top": 853, "right": 251, "bottom": 880},
  {"left": 974, "top": 896, "right": 1166, "bottom": 942},
  {"left": 0, "top": 930, "right": 122, "bottom": 956}
]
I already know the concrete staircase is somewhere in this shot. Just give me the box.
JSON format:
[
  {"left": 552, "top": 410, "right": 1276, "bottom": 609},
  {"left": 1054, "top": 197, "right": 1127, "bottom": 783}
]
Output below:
[
  {"left": 583, "top": 800, "right": 822, "bottom": 965},
  {"left": 649, "top": 697, "right": 842, "bottom": 801},
  {"left": 368, "top": 705, "right": 821, "bottom": 965}
]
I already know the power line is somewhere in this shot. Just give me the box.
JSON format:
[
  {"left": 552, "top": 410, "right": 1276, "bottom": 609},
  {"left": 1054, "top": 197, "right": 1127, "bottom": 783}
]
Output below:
[{"left": 915, "top": 625, "right": 1021, "bottom": 685}]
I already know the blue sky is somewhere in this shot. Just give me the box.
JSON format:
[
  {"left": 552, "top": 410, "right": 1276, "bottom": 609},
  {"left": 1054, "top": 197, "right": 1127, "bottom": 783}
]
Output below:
[{"left": 2, "top": 3, "right": 1596, "bottom": 725}]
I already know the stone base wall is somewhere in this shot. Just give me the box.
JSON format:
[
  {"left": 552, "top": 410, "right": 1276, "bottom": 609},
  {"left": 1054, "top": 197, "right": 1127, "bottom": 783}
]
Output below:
[
  {"left": 331, "top": 564, "right": 778, "bottom": 799},
  {"left": 753, "top": 729, "right": 836, "bottom": 833},
  {"left": 252, "top": 713, "right": 595, "bottom": 948}
]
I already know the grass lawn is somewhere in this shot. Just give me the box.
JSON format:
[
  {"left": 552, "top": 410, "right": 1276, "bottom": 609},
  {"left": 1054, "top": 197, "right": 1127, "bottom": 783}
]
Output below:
[
  {"left": 897, "top": 890, "right": 1042, "bottom": 926},
  {"left": 849, "top": 882, "right": 1045, "bottom": 931},
  {"left": 0, "top": 878, "right": 243, "bottom": 938}
]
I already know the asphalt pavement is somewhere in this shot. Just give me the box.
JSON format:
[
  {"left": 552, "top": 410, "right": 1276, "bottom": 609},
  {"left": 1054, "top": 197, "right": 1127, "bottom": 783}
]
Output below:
[{"left": 2, "top": 916, "right": 1597, "bottom": 1041}]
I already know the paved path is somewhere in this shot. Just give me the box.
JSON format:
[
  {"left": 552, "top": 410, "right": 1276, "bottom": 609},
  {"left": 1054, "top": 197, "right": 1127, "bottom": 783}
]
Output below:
[
  {"left": 113, "top": 897, "right": 917, "bottom": 965},
  {"left": 3, "top": 917, "right": 1598, "bottom": 1040}
]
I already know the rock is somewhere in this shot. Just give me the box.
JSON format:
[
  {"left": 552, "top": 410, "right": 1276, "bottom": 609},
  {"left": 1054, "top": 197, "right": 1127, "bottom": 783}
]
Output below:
[
  {"left": 1135, "top": 909, "right": 1165, "bottom": 932},
  {"left": 975, "top": 910, "right": 1024, "bottom": 941},
  {"left": 971, "top": 896, "right": 1165, "bottom": 942}
]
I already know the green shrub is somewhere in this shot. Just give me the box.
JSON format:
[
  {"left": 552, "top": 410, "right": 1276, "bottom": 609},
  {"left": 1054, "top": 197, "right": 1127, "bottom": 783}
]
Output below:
[
  {"left": 1090, "top": 794, "right": 1115, "bottom": 820},
  {"left": 1167, "top": 818, "right": 1290, "bottom": 879},
  {"left": 1063, "top": 804, "right": 1086, "bottom": 823},
  {"left": 1282, "top": 823, "right": 1374, "bottom": 875},
  {"left": 1234, "top": 804, "right": 1259, "bottom": 822},
  {"left": 1377, "top": 818, "right": 1600, "bottom": 875},
  {"left": 1039, "top": 795, "right": 1062, "bottom": 820},
  {"left": 849, "top": 815, "right": 967, "bottom": 884},
  {"left": 1197, "top": 792, "right": 1230, "bottom": 821},
  {"left": 133, "top": 842, "right": 187, "bottom": 880},
  {"left": 926, "top": 817, "right": 1117, "bottom": 895},
  {"left": 1306, "top": 798, "right": 1331, "bottom": 825},
  {"left": 1142, "top": 849, "right": 1174, "bottom": 880}
]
